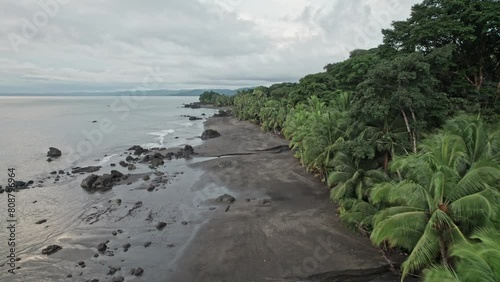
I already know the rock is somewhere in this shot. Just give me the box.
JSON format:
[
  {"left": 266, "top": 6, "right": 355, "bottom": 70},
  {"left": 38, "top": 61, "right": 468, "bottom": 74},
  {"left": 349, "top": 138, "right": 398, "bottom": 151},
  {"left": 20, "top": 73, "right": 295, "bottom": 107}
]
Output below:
[
  {"left": 128, "top": 164, "right": 137, "bottom": 170},
  {"left": 144, "top": 242, "right": 152, "bottom": 248},
  {"left": 41, "top": 245, "right": 62, "bottom": 255},
  {"left": 97, "top": 243, "right": 107, "bottom": 252},
  {"left": 47, "top": 147, "right": 62, "bottom": 157},
  {"left": 80, "top": 175, "right": 99, "bottom": 189},
  {"left": 184, "top": 145, "right": 194, "bottom": 154},
  {"left": 122, "top": 243, "right": 131, "bottom": 249},
  {"left": 50, "top": 171, "right": 57, "bottom": 175},
  {"left": 110, "top": 170, "right": 124, "bottom": 180},
  {"left": 147, "top": 184, "right": 155, "bottom": 192},
  {"left": 131, "top": 267, "right": 144, "bottom": 276},
  {"left": 119, "top": 161, "right": 128, "bottom": 167},
  {"left": 110, "top": 163, "right": 116, "bottom": 167},
  {"left": 150, "top": 158, "right": 164, "bottom": 167},
  {"left": 0, "top": 188, "right": 4, "bottom": 194},
  {"left": 125, "top": 156, "right": 135, "bottom": 162},
  {"left": 78, "top": 261, "right": 85, "bottom": 267},
  {"left": 201, "top": 129, "right": 221, "bottom": 140},
  {"left": 259, "top": 199, "right": 271, "bottom": 205},
  {"left": 143, "top": 175, "right": 150, "bottom": 181},
  {"left": 35, "top": 219, "right": 47, "bottom": 225},
  {"left": 47, "top": 158, "right": 53, "bottom": 162},
  {"left": 156, "top": 222, "right": 167, "bottom": 230},
  {"left": 167, "top": 244, "right": 176, "bottom": 248},
  {"left": 72, "top": 166, "right": 101, "bottom": 174},
  {"left": 184, "top": 102, "right": 201, "bottom": 109},
  {"left": 216, "top": 194, "right": 236, "bottom": 204},
  {"left": 128, "top": 145, "right": 141, "bottom": 151},
  {"left": 181, "top": 221, "right": 188, "bottom": 225},
  {"left": 152, "top": 152, "right": 164, "bottom": 159},
  {"left": 133, "top": 146, "right": 148, "bottom": 156},
  {"left": 92, "top": 120, "right": 97, "bottom": 123},
  {"left": 58, "top": 170, "right": 64, "bottom": 174},
  {"left": 112, "top": 231, "right": 117, "bottom": 236},
  {"left": 66, "top": 274, "right": 72, "bottom": 278},
  {"left": 189, "top": 116, "right": 202, "bottom": 121},
  {"left": 112, "top": 276, "right": 124, "bottom": 282},
  {"left": 92, "top": 174, "right": 114, "bottom": 190},
  {"left": 107, "top": 267, "right": 118, "bottom": 275}
]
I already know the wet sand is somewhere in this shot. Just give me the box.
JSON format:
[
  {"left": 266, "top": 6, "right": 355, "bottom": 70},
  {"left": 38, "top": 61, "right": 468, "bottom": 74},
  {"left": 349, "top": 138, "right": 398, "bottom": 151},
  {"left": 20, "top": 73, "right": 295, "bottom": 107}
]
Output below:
[{"left": 166, "top": 116, "right": 400, "bottom": 282}]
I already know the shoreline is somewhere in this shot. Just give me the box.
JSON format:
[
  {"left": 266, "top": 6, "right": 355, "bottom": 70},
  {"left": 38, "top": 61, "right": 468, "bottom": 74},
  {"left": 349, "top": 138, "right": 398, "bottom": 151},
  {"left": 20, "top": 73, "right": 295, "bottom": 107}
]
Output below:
[{"left": 0, "top": 108, "right": 406, "bottom": 282}]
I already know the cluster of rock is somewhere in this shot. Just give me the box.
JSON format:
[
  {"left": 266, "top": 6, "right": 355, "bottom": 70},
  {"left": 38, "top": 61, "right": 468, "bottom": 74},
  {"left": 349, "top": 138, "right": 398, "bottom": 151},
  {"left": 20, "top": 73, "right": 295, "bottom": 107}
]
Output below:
[
  {"left": 80, "top": 170, "right": 125, "bottom": 191},
  {"left": 181, "top": 115, "right": 203, "bottom": 121},
  {"left": 183, "top": 102, "right": 202, "bottom": 109}
]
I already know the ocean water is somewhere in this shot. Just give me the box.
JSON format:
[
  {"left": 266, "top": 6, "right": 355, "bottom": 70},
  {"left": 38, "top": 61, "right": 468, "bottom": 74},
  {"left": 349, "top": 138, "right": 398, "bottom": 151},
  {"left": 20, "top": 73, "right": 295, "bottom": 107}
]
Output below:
[
  {"left": 0, "top": 96, "right": 214, "bottom": 184},
  {"left": 0, "top": 96, "right": 219, "bottom": 281}
]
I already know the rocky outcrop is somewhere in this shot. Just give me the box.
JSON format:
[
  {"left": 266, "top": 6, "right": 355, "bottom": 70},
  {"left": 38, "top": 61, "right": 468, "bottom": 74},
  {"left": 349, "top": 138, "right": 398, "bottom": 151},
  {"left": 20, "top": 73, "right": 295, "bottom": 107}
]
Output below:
[
  {"left": 81, "top": 171, "right": 124, "bottom": 191},
  {"left": 42, "top": 245, "right": 62, "bottom": 255},
  {"left": 81, "top": 175, "right": 99, "bottom": 189},
  {"left": 129, "top": 145, "right": 148, "bottom": 156},
  {"left": 184, "top": 102, "right": 201, "bottom": 109},
  {"left": 201, "top": 129, "right": 221, "bottom": 140},
  {"left": 216, "top": 194, "right": 236, "bottom": 203},
  {"left": 47, "top": 147, "right": 62, "bottom": 157}
]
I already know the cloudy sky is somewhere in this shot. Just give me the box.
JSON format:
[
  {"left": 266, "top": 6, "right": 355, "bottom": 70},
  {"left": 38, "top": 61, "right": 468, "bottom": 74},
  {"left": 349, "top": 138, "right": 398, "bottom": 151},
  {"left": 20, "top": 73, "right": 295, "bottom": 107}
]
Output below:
[{"left": 0, "top": 0, "right": 421, "bottom": 93}]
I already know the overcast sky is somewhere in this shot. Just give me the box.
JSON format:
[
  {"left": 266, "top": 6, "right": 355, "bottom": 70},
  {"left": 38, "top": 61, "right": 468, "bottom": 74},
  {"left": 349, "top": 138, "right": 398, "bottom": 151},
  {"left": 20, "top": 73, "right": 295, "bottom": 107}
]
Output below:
[{"left": 0, "top": 0, "right": 421, "bottom": 93}]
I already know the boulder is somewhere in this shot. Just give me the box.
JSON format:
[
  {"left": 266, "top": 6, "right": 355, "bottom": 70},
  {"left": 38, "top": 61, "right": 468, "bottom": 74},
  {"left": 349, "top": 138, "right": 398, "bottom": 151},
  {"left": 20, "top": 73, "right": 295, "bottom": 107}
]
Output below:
[
  {"left": 184, "top": 145, "right": 195, "bottom": 155},
  {"left": 0, "top": 188, "right": 4, "bottom": 194},
  {"left": 201, "top": 129, "right": 221, "bottom": 140},
  {"left": 152, "top": 153, "right": 164, "bottom": 159},
  {"left": 125, "top": 156, "right": 135, "bottom": 162},
  {"left": 47, "top": 158, "right": 53, "bottom": 162},
  {"left": 188, "top": 116, "right": 202, "bottom": 121},
  {"left": 35, "top": 219, "right": 47, "bottom": 224},
  {"left": 81, "top": 175, "right": 99, "bottom": 189},
  {"left": 133, "top": 146, "right": 148, "bottom": 156},
  {"left": 47, "top": 147, "right": 62, "bottom": 157},
  {"left": 128, "top": 164, "right": 137, "bottom": 170},
  {"left": 58, "top": 170, "right": 64, "bottom": 174},
  {"left": 112, "top": 276, "right": 124, "bottom": 282},
  {"left": 216, "top": 194, "right": 236, "bottom": 203},
  {"left": 110, "top": 170, "right": 123, "bottom": 180},
  {"left": 93, "top": 174, "right": 114, "bottom": 190},
  {"left": 42, "top": 245, "right": 62, "bottom": 255},
  {"left": 156, "top": 222, "right": 167, "bottom": 230},
  {"left": 150, "top": 159, "right": 164, "bottom": 167},
  {"left": 97, "top": 243, "right": 107, "bottom": 252},
  {"left": 119, "top": 161, "right": 128, "bottom": 167}
]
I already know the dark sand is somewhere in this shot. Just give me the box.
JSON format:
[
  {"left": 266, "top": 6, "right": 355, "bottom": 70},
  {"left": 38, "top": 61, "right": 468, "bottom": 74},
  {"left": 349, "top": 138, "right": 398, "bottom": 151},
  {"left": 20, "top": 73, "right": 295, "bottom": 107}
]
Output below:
[{"left": 166, "top": 117, "right": 401, "bottom": 282}]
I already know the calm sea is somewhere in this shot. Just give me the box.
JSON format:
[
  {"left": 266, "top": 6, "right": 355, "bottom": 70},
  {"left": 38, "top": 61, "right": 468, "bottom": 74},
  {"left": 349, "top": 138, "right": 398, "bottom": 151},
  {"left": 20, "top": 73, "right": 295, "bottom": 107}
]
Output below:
[{"left": 0, "top": 96, "right": 214, "bottom": 184}]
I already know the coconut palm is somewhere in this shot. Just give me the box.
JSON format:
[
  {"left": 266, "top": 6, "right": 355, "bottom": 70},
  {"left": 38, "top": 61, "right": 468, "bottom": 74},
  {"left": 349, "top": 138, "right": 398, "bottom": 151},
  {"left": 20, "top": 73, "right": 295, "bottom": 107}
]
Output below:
[
  {"left": 370, "top": 129, "right": 500, "bottom": 279},
  {"left": 423, "top": 228, "right": 500, "bottom": 282}
]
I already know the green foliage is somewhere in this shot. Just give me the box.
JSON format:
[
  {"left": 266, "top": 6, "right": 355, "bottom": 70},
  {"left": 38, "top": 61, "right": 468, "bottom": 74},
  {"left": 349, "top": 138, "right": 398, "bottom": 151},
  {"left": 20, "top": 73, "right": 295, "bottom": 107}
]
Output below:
[
  {"left": 423, "top": 228, "right": 500, "bottom": 282},
  {"left": 199, "top": 91, "right": 234, "bottom": 106}
]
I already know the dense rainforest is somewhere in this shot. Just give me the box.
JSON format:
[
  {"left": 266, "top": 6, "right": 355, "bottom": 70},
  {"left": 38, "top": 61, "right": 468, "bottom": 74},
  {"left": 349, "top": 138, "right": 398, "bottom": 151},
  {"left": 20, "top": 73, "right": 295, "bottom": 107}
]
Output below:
[{"left": 199, "top": 1, "right": 500, "bottom": 281}]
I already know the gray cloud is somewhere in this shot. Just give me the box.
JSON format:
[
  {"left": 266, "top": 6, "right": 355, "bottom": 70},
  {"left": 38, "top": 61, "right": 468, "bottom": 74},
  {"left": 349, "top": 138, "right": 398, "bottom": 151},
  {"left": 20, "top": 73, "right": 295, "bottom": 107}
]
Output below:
[{"left": 0, "top": 0, "right": 421, "bottom": 93}]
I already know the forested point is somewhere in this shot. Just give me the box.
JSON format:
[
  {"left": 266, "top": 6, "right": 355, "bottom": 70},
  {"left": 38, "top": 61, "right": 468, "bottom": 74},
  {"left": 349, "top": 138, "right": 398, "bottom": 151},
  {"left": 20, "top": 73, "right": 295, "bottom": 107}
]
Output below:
[{"left": 200, "top": 1, "right": 500, "bottom": 281}]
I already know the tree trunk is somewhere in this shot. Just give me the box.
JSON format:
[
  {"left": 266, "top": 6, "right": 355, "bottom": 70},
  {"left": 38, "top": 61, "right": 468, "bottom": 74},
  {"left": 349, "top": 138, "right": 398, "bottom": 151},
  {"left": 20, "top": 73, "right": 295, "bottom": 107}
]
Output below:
[
  {"left": 384, "top": 151, "right": 389, "bottom": 171},
  {"left": 439, "top": 236, "right": 450, "bottom": 267},
  {"left": 401, "top": 109, "right": 417, "bottom": 154}
]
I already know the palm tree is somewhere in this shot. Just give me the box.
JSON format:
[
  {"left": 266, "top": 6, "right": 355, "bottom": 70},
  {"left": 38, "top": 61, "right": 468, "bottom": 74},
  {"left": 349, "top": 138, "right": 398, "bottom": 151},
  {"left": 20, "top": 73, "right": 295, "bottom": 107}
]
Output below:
[
  {"left": 328, "top": 152, "right": 388, "bottom": 232},
  {"left": 370, "top": 127, "right": 500, "bottom": 279},
  {"left": 423, "top": 228, "right": 500, "bottom": 282}
]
